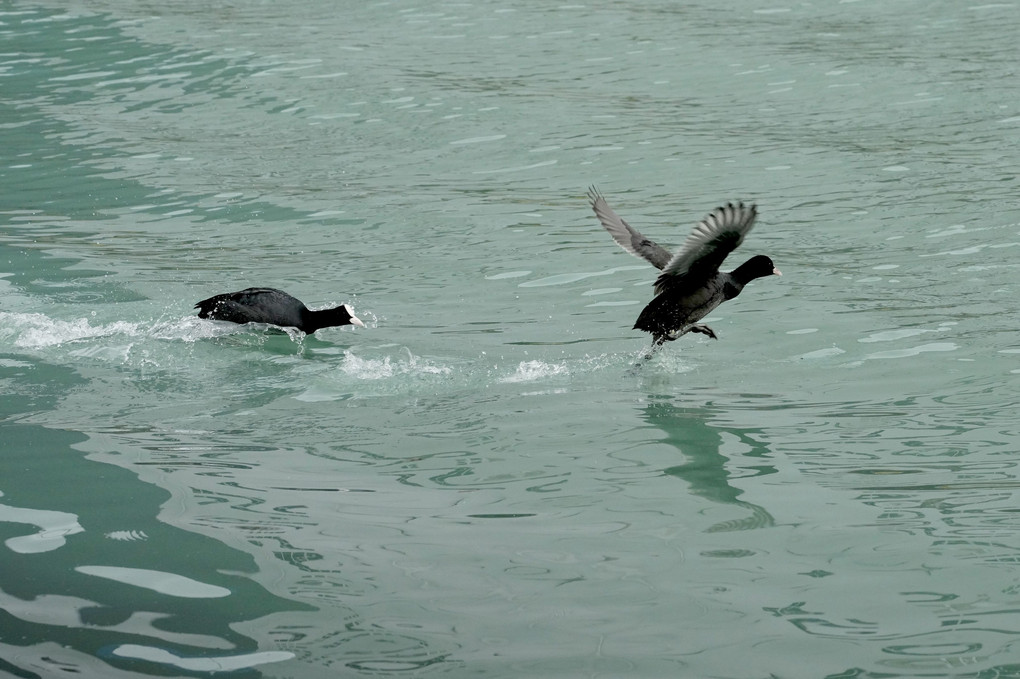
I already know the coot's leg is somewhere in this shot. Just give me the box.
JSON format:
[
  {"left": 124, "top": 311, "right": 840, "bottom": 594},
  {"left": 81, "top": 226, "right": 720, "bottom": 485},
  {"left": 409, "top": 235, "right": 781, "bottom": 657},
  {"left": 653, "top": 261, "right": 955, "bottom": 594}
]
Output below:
[
  {"left": 689, "top": 324, "right": 717, "bottom": 340},
  {"left": 632, "top": 335, "right": 666, "bottom": 367}
]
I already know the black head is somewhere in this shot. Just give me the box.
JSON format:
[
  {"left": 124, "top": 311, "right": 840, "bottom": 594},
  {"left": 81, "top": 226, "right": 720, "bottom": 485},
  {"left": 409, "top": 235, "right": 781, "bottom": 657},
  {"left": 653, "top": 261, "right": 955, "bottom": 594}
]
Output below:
[
  {"left": 733, "top": 255, "right": 782, "bottom": 283},
  {"left": 307, "top": 304, "right": 366, "bottom": 332}
]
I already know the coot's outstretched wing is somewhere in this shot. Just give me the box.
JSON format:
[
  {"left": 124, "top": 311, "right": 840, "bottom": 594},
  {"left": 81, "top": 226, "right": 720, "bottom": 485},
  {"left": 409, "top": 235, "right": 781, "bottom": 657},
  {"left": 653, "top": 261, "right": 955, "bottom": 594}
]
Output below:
[
  {"left": 654, "top": 202, "right": 757, "bottom": 295},
  {"left": 588, "top": 187, "right": 673, "bottom": 270}
]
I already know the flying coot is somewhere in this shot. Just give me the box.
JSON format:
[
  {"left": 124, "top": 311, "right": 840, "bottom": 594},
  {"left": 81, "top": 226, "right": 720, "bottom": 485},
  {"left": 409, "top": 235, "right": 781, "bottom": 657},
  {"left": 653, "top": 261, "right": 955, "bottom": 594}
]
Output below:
[
  {"left": 588, "top": 187, "right": 780, "bottom": 346},
  {"left": 195, "top": 287, "right": 365, "bottom": 334}
]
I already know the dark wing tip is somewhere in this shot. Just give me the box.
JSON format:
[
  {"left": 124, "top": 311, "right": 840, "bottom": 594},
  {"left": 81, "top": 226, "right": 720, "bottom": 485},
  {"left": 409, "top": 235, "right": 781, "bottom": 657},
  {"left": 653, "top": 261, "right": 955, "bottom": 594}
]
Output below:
[
  {"left": 709, "top": 201, "right": 757, "bottom": 230},
  {"left": 731, "top": 201, "right": 757, "bottom": 216}
]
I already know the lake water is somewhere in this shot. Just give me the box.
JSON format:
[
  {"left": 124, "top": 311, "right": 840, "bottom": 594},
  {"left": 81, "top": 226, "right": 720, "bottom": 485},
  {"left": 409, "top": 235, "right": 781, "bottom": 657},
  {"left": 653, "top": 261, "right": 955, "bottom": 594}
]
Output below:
[{"left": 3, "top": 1, "right": 1020, "bottom": 677}]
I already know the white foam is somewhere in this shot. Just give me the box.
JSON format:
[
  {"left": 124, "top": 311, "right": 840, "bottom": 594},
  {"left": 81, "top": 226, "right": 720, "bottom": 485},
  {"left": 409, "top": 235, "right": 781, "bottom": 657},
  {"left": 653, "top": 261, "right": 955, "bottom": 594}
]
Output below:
[
  {"left": 0, "top": 311, "right": 257, "bottom": 352},
  {"left": 501, "top": 360, "right": 568, "bottom": 383},
  {"left": 0, "top": 312, "right": 142, "bottom": 348},
  {"left": 339, "top": 350, "right": 451, "bottom": 381}
]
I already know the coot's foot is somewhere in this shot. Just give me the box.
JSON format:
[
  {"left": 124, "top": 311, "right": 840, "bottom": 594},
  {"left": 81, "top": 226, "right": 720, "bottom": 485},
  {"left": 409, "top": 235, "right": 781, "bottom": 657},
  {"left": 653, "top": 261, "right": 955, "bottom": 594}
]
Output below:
[{"left": 689, "top": 325, "right": 718, "bottom": 340}]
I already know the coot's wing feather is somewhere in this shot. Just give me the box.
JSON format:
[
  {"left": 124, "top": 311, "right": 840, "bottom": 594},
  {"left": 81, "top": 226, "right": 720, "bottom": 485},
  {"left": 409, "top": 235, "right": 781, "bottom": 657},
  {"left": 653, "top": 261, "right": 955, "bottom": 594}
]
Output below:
[
  {"left": 196, "top": 287, "right": 289, "bottom": 308},
  {"left": 195, "top": 287, "right": 304, "bottom": 326},
  {"left": 654, "top": 202, "right": 757, "bottom": 295},
  {"left": 588, "top": 187, "right": 673, "bottom": 270},
  {"left": 205, "top": 298, "right": 274, "bottom": 325}
]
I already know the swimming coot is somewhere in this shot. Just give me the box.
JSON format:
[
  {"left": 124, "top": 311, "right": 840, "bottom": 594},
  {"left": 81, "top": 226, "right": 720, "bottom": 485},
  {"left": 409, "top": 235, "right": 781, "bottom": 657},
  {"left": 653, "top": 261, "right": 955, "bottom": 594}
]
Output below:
[
  {"left": 195, "top": 287, "right": 365, "bottom": 334},
  {"left": 588, "top": 187, "right": 780, "bottom": 346}
]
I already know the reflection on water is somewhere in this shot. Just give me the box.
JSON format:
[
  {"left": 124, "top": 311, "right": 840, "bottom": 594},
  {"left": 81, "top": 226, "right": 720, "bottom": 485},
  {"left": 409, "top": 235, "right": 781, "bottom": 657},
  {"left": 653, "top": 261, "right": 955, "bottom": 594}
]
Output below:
[
  {"left": 643, "top": 396, "right": 776, "bottom": 534},
  {"left": 0, "top": 359, "right": 309, "bottom": 677}
]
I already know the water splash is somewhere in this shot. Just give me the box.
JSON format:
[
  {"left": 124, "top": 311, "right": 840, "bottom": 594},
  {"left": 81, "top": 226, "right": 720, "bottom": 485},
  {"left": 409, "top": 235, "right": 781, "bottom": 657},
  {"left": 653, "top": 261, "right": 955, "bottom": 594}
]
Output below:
[
  {"left": 339, "top": 349, "right": 451, "bottom": 381},
  {"left": 500, "top": 360, "right": 568, "bottom": 383},
  {"left": 0, "top": 311, "right": 236, "bottom": 350},
  {"left": 1, "top": 312, "right": 142, "bottom": 348},
  {"left": 105, "top": 530, "right": 149, "bottom": 542}
]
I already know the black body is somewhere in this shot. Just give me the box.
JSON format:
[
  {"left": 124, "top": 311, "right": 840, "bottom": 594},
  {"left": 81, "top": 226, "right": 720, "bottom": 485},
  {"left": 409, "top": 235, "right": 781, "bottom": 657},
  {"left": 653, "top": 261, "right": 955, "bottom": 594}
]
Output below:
[{"left": 195, "top": 287, "right": 364, "bottom": 334}]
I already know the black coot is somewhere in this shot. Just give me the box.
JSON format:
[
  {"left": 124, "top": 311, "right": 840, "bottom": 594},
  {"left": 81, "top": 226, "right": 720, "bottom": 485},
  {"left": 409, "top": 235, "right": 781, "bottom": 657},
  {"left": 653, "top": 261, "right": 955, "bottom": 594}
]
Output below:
[
  {"left": 588, "top": 187, "right": 780, "bottom": 346},
  {"left": 195, "top": 287, "right": 365, "bottom": 334}
]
